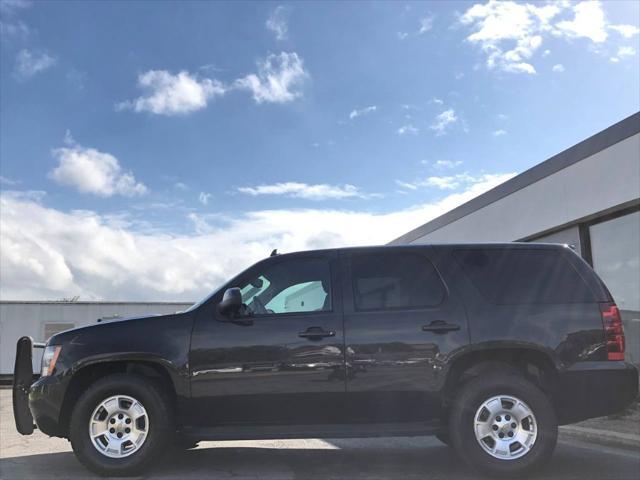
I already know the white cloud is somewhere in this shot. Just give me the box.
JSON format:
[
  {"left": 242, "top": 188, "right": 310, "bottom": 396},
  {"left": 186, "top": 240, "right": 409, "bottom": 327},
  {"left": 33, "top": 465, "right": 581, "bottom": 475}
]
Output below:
[
  {"left": 397, "top": 124, "right": 419, "bottom": 136},
  {"left": 198, "top": 192, "right": 212, "bottom": 205},
  {"left": 14, "top": 49, "right": 56, "bottom": 78},
  {"left": 395, "top": 180, "right": 418, "bottom": 190},
  {"left": 431, "top": 97, "right": 444, "bottom": 105},
  {"left": 610, "top": 45, "right": 636, "bottom": 62},
  {"left": 0, "top": 0, "right": 31, "bottom": 39},
  {"left": 497, "top": 113, "right": 509, "bottom": 120},
  {"left": 119, "top": 52, "right": 308, "bottom": 114},
  {"left": 418, "top": 14, "right": 434, "bottom": 34},
  {"left": 0, "top": 174, "right": 514, "bottom": 300},
  {"left": 608, "top": 24, "right": 640, "bottom": 38},
  {"left": 552, "top": 63, "right": 565, "bottom": 72},
  {"left": 424, "top": 176, "right": 463, "bottom": 190},
  {"left": 238, "top": 182, "right": 367, "bottom": 200},
  {"left": 460, "top": 0, "right": 635, "bottom": 74},
  {"left": 493, "top": 129, "right": 507, "bottom": 136},
  {"left": 0, "top": 0, "right": 30, "bottom": 14},
  {"left": 349, "top": 105, "right": 377, "bottom": 119},
  {"left": 117, "top": 70, "right": 225, "bottom": 115},
  {"left": 397, "top": 172, "right": 515, "bottom": 191},
  {"left": 430, "top": 109, "right": 457, "bottom": 136},
  {"left": 610, "top": 46, "right": 636, "bottom": 62},
  {"left": 434, "top": 160, "right": 462, "bottom": 169},
  {"left": 49, "top": 139, "right": 147, "bottom": 197},
  {"left": 0, "top": 17, "right": 28, "bottom": 37},
  {"left": 266, "top": 6, "right": 290, "bottom": 41},
  {"left": 618, "top": 46, "right": 636, "bottom": 57},
  {"left": 460, "top": 1, "right": 558, "bottom": 74},
  {"left": 235, "top": 52, "right": 308, "bottom": 104},
  {"left": 556, "top": 1, "right": 607, "bottom": 43},
  {"left": 397, "top": 31, "right": 409, "bottom": 40},
  {"left": 0, "top": 175, "right": 19, "bottom": 186},
  {"left": 63, "top": 129, "right": 75, "bottom": 146}
]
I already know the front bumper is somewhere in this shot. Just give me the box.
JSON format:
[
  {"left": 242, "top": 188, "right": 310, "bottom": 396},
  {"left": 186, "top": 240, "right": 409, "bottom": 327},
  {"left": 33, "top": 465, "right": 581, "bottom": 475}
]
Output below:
[
  {"left": 555, "top": 361, "right": 639, "bottom": 424},
  {"left": 28, "top": 375, "right": 67, "bottom": 436}
]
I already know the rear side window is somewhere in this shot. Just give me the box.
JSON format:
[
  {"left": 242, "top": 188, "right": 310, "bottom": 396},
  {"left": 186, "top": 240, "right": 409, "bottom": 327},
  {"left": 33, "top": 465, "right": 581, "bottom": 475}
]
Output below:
[
  {"left": 454, "top": 249, "right": 594, "bottom": 305},
  {"left": 351, "top": 252, "right": 445, "bottom": 311}
]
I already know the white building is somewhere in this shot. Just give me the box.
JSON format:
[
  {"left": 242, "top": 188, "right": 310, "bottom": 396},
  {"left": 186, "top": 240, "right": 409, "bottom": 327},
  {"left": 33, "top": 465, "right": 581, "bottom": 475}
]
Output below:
[
  {"left": 0, "top": 301, "right": 192, "bottom": 376},
  {"left": 391, "top": 112, "right": 640, "bottom": 364}
]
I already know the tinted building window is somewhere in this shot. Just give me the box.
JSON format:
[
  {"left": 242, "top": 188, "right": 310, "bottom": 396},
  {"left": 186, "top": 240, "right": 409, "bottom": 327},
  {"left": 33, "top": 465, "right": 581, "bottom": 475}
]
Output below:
[
  {"left": 351, "top": 252, "right": 445, "bottom": 311},
  {"left": 590, "top": 210, "right": 640, "bottom": 364},
  {"left": 43, "top": 323, "right": 75, "bottom": 341},
  {"left": 529, "top": 225, "right": 582, "bottom": 256},
  {"left": 454, "top": 249, "right": 594, "bottom": 305}
]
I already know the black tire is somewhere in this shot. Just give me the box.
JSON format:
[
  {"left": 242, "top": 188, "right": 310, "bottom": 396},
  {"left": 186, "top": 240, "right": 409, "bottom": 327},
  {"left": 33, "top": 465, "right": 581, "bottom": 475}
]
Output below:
[
  {"left": 449, "top": 372, "right": 557, "bottom": 477},
  {"left": 69, "top": 373, "right": 174, "bottom": 477},
  {"left": 435, "top": 431, "right": 451, "bottom": 446}
]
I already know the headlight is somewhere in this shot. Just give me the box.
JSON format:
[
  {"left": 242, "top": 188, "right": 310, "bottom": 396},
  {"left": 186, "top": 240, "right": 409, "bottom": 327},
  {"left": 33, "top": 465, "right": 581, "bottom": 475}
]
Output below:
[{"left": 41, "top": 346, "right": 62, "bottom": 377}]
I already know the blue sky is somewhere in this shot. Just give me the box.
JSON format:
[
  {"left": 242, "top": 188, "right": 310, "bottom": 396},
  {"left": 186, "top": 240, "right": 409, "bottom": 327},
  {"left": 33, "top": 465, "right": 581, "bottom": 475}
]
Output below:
[{"left": 1, "top": 0, "right": 639, "bottom": 301}]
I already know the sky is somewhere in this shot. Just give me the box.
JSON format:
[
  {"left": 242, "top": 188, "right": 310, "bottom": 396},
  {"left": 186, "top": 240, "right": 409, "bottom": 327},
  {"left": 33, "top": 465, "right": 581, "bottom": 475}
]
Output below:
[{"left": 1, "top": 0, "right": 639, "bottom": 302}]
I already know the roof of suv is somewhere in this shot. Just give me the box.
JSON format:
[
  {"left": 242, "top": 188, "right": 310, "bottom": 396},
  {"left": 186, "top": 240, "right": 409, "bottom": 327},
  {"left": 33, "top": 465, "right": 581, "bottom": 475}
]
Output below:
[{"left": 274, "top": 242, "right": 572, "bottom": 258}]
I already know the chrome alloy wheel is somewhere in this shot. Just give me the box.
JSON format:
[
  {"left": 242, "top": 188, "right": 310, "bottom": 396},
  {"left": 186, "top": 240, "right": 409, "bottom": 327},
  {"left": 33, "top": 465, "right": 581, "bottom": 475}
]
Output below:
[
  {"left": 89, "top": 395, "right": 149, "bottom": 458},
  {"left": 474, "top": 395, "right": 537, "bottom": 460}
]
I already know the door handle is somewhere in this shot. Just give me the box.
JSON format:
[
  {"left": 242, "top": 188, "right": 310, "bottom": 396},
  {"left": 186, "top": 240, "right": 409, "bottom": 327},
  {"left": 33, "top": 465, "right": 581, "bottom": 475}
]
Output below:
[
  {"left": 298, "top": 327, "right": 336, "bottom": 340},
  {"left": 422, "top": 321, "right": 460, "bottom": 333}
]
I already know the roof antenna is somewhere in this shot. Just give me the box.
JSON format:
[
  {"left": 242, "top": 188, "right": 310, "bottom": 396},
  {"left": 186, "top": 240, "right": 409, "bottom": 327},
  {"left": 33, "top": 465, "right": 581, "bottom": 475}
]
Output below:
[{"left": 270, "top": 249, "right": 278, "bottom": 257}]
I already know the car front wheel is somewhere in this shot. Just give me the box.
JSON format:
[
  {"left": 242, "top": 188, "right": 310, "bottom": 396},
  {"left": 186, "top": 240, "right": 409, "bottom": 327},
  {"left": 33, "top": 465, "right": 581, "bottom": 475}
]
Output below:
[
  {"left": 69, "top": 373, "right": 173, "bottom": 477},
  {"left": 449, "top": 372, "right": 557, "bottom": 477}
]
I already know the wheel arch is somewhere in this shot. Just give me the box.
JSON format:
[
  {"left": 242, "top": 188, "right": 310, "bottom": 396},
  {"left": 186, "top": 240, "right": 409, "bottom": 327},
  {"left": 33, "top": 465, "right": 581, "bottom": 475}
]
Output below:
[
  {"left": 59, "top": 358, "right": 179, "bottom": 437},
  {"left": 443, "top": 346, "right": 559, "bottom": 407}
]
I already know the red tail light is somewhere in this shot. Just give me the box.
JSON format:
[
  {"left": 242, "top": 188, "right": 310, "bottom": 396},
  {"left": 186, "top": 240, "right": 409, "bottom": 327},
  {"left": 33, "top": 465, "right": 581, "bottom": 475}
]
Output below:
[{"left": 601, "top": 303, "right": 625, "bottom": 361}]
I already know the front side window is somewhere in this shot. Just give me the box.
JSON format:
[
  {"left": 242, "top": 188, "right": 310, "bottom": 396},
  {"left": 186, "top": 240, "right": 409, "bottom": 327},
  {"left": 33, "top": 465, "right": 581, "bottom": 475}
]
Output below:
[
  {"left": 351, "top": 252, "right": 445, "bottom": 311},
  {"left": 238, "top": 257, "right": 332, "bottom": 315}
]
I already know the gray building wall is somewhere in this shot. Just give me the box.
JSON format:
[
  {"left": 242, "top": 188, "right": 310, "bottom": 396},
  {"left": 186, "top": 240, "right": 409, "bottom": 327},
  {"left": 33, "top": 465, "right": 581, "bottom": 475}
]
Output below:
[
  {"left": 0, "top": 301, "right": 192, "bottom": 375},
  {"left": 394, "top": 131, "right": 639, "bottom": 244}
]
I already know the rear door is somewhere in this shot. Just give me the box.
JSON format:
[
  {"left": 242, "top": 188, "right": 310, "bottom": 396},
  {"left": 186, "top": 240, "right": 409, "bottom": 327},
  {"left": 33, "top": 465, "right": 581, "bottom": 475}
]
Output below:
[{"left": 341, "top": 247, "right": 470, "bottom": 423}]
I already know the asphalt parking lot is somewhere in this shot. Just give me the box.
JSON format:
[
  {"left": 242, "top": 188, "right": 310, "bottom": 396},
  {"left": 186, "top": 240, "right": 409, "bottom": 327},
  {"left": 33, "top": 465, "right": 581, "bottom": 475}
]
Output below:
[{"left": 1, "top": 389, "right": 639, "bottom": 480}]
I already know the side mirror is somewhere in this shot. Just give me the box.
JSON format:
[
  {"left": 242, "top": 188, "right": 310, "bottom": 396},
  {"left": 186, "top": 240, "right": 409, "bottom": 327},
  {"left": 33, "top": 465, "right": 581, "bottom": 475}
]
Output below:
[{"left": 218, "top": 287, "right": 242, "bottom": 317}]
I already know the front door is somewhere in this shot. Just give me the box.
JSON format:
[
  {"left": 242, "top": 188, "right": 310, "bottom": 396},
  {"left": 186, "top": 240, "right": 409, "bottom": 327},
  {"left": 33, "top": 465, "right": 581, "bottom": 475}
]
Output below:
[
  {"left": 341, "top": 247, "right": 469, "bottom": 423},
  {"left": 189, "top": 251, "right": 346, "bottom": 426}
]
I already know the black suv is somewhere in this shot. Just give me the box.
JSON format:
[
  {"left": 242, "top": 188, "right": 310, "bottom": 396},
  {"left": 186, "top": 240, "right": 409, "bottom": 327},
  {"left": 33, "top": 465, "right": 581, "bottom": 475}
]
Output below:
[{"left": 13, "top": 244, "right": 638, "bottom": 477}]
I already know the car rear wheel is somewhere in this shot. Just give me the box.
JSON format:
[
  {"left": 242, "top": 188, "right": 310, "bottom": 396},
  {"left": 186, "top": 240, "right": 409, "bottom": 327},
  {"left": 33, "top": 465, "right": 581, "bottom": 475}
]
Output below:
[
  {"left": 69, "top": 373, "right": 173, "bottom": 477},
  {"left": 449, "top": 372, "right": 557, "bottom": 477}
]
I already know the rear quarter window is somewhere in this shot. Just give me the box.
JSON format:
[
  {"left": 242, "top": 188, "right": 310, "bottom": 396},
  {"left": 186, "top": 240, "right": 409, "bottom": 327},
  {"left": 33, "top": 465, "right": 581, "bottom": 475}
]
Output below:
[{"left": 453, "top": 248, "right": 595, "bottom": 305}]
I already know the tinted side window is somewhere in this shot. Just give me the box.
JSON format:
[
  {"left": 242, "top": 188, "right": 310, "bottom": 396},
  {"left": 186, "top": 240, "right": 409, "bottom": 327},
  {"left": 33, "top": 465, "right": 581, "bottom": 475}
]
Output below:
[
  {"left": 454, "top": 249, "right": 594, "bottom": 305},
  {"left": 239, "top": 257, "right": 332, "bottom": 315},
  {"left": 351, "top": 252, "right": 445, "bottom": 311}
]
